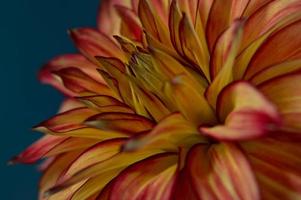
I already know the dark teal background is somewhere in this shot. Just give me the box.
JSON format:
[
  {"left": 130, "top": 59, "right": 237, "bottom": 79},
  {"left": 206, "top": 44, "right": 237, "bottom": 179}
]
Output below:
[{"left": 1, "top": 0, "right": 100, "bottom": 199}]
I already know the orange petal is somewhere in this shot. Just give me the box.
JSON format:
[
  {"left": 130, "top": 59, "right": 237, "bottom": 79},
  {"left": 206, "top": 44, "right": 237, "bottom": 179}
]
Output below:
[
  {"left": 70, "top": 172, "right": 120, "bottom": 200},
  {"left": 179, "top": 14, "right": 210, "bottom": 80},
  {"left": 33, "top": 108, "right": 128, "bottom": 139},
  {"left": 96, "top": 56, "right": 134, "bottom": 107},
  {"left": 60, "top": 139, "right": 125, "bottom": 181},
  {"left": 259, "top": 71, "right": 301, "bottom": 133},
  {"left": 78, "top": 95, "right": 134, "bottom": 114},
  {"left": 69, "top": 28, "right": 125, "bottom": 62},
  {"left": 241, "top": 0, "right": 301, "bottom": 51},
  {"left": 77, "top": 95, "right": 124, "bottom": 107},
  {"left": 138, "top": 0, "right": 171, "bottom": 46},
  {"left": 206, "top": 20, "right": 244, "bottom": 107},
  {"left": 46, "top": 149, "right": 162, "bottom": 195},
  {"left": 197, "top": 0, "right": 213, "bottom": 28},
  {"left": 206, "top": 0, "right": 249, "bottom": 51},
  {"left": 123, "top": 113, "right": 206, "bottom": 152},
  {"left": 164, "top": 75, "right": 216, "bottom": 125},
  {"left": 10, "top": 135, "right": 67, "bottom": 164},
  {"left": 115, "top": 5, "right": 142, "bottom": 42},
  {"left": 45, "top": 137, "right": 99, "bottom": 157},
  {"left": 210, "top": 19, "right": 245, "bottom": 79},
  {"left": 242, "top": 138, "right": 301, "bottom": 199},
  {"left": 169, "top": 0, "right": 183, "bottom": 56},
  {"left": 242, "top": 0, "right": 273, "bottom": 17},
  {"left": 245, "top": 20, "right": 301, "bottom": 79},
  {"left": 249, "top": 59, "right": 301, "bottom": 85},
  {"left": 85, "top": 112, "right": 155, "bottom": 134},
  {"left": 234, "top": 2, "right": 301, "bottom": 80},
  {"left": 53, "top": 67, "right": 114, "bottom": 97},
  {"left": 202, "top": 81, "right": 280, "bottom": 141},
  {"left": 131, "top": 86, "right": 171, "bottom": 121},
  {"left": 187, "top": 143, "right": 260, "bottom": 200},
  {"left": 39, "top": 150, "right": 84, "bottom": 199},
  {"left": 110, "top": 153, "right": 177, "bottom": 200},
  {"left": 58, "top": 98, "right": 84, "bottom": 113},
  {"left": 39, "top": 54, "right": 104, "bottom": 96},
  {"left": 97, "top": 0, "right": 132, "bottom": 36},
  {"left": 34, "top": 107, "right": 98, "bottom": 133}
]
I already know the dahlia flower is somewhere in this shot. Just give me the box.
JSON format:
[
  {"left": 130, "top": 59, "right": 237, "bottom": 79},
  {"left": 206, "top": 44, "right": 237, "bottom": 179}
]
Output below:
[{"left": 12, "top": 0, "right": 301, "bottom": 199}]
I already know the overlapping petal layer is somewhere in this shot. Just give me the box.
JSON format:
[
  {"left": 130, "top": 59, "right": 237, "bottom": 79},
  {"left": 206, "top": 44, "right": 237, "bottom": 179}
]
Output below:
[{"left": 14, "top": 0, "right": 301, "bottom": 199}]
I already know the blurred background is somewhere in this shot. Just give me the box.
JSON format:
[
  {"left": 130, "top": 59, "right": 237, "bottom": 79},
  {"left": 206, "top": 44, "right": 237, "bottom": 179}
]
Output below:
[{"left": 0, "top": 0, "right": 100, "bottom": 199}]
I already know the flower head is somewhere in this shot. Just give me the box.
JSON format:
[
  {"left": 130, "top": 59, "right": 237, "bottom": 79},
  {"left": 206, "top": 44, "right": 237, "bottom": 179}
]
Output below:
[{"left": 12, "top": 0, "right": 301, "bottom": 199}]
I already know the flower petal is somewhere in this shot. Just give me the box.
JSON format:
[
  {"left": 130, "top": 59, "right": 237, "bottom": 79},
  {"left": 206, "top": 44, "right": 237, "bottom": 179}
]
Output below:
[
  {"left": 69, "top": 28, "right": 125, "bottom": 62},
  {"left": 241, "top": 0, "right": 301, "bottom": 51},
  {"left": 123, "top": 113, "right": 206, "bottom": 152},
  {"left": 61, "top": 139, "right": 125, "bottom": 181},
  {"left": 97, "top": 0, "right": 132, "bottom": 36},
  {"left": 202, "top": 81, "right": 280, "bottom": 141},
  {"left": 45, "top": 137, "right": 99, "bottom": 157},
  {"left": 179, "top": 13, "right": 210, "bottom": 79},
  {"left": 138, "top": 0, "right": 171, "bottom": 46},
  {"left": 58, "top": 98, "right": 84, "bottom": 113},
  {"left": 234, "top": 2, "right": 301, "bottom": 79},
  {"left": 39, "top": 150, "right": 84, "bottom": 199},
  {"left": 53, "top": 67, "right": 114, "bottom": 97},
  {"left": 259, "top": 71, "right": 301, "bottom": 133},
  {"left": 245, "top": 19, "right": 301, "bottom": 79},
  {"left": 249, "top": 59, "right": 301, "bottom": 85},
  {"left": 34, "top": 107, "right": 98, "bottom": 133},
  {"left": 39, "top": 54, "right": 104, "bottom": 96},
  {"left": 206, "top": 0, "right": 249, "bottom": 51},
  {"left": 46, "top": 149, "right": 163, "bottom": 195},
  {"left": 187, "top": 143, "right": 260, "bottom": 200},
  {"left": 206, "top": 20, "right": 244, "bottom": 107},
  {"left": 164, "top": 74, "right": 216, "bottom": 125},
  {"left": 110, "top": 153, "right": 177, "bottom": 200},
  {"left": 115, "top": 5, "right": 142, "bottom": 42},
  {"left": 33, "top": 107, "right": 128, "bottom": 139},
  {"left": 10, "top": 135, "right": 68, "bottom": 164},
  {"left": 241, "top": 138, "right": 301, "bottom": 199},
  {"left": 85, "top": 112, "right": 155, "bottom": 134}
]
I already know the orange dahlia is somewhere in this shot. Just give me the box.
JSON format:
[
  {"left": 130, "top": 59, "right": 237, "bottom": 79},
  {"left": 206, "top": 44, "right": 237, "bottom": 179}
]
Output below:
[{"left": 12, "top": 0, "right": 301, "bottom": 199}]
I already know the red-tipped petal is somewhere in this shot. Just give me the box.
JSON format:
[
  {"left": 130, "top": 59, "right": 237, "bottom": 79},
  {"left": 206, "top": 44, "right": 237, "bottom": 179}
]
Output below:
[
  {"left": 35, "top": 107, "right": 98, "bottom": 133},
  {"left": 53, "top": 67, "right": 114, "bottom": 97},
  {"left": 39, "top": 54, "right": 104, "bottom": 96},
  {"left": 242, "top": 138, "right": 301, "bottom": 199},
  {"left": 85, "top": 112, "right": 155, "bottom": 134},
  {"left": 115, "top": 5, "right": 143, "bottom": 42},
  {"left": 206, "top": 0, "right": 249, "bottom": 52},
  {"left": 187, "top": 143, "right": 260, "bottom": 200},
  {"left": 10, "top": 135, "right": 68, "bottom": 164},
  {"left": 259, "top": 70, "right": 301, "bottom": 133},
  {"left": 202, "top": 81, "right": 280, "bottom": 141},
  {"left": 97, "top": 0, "right": 132, "bottom": 36},
  {"left": 69, "top": 28, "right": 125, "bottom": 62},
  {"left": 110, "top": 153, "right": 177, "bottom": 200},
  {"left": 245, "top": 20, "right": 301, "bottom": 79}
]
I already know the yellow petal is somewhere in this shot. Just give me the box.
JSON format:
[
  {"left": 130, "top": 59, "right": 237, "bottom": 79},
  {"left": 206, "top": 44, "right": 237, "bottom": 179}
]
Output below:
[
  {"left": 164, "top": 75, "right": 216, "bottom": 125},
  {"left": 110, "top": 153, "right": 177, "bottom": 200},
  {"left": 206, "top": 20, "right": 244, "bottom": 107},
  {"left": 187, "top": 143, "right": 260, "bottom": 200},
  {"left": 202, "top": 81, "right": 280, "bottom": 141},
  {"left": 259, "top": 71, "right": 301, "bottom": 133}
]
